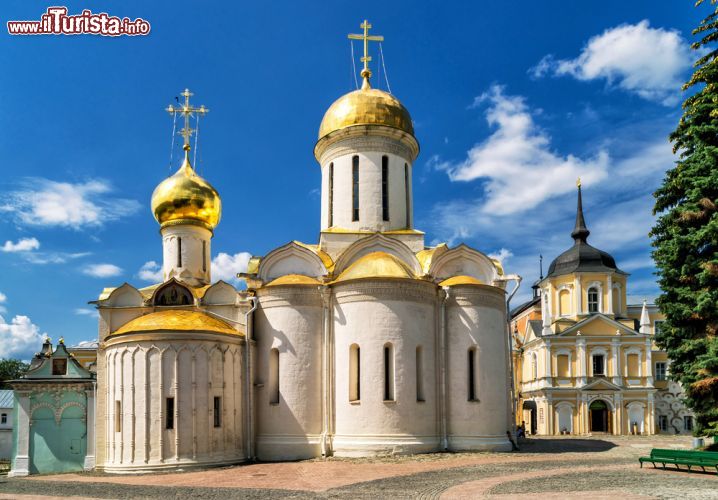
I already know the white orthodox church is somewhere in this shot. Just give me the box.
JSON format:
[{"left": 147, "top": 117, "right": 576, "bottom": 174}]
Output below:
[{"left": 92, "top": 23, "right": 516, "bottom": 472}]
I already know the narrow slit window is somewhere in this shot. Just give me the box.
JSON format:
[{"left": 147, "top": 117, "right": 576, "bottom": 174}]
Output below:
[
  {"left": 202, "top": 241, "right": 207, "bottom": 272},
  {"left": 349, "top": 344, "right": 360, "bottom": 401},
  {"left": 165, "top": 397, "right": 175, "bottom": 429},
  {"left": 468, "top": 348, "right": 477, "bottom": 401},
  {"left": 352, "top": 155, "right": 359, "bottom": 221},
  {"left": 177, "top": 237, "right": 182, "bottom": 268},
  {"left": 328, "top": 162, "right": 334, "bottom": 227},
  {"left": 213, "top": 396, "right": 221, "bottom": 428},
  {"left": 416, "top": 346, "right": 425, "bottom": 402},
  {"left": 382, "top": 156, "right": 389, "bottom": 221},
  {"left": 269, "top": 348, "right": 280, "bottom": 405},
  {"left": 115, "top": 400, "right": 122, "bottom": 432},
  {"left": 384, "top": 343, "right": 395, "bottom": 401},
  {"left": 0, "top": 414, "right": 6, "bottom": 424},
  {"left": 404, "top": 163, "right": 411, "bottom": 228}
]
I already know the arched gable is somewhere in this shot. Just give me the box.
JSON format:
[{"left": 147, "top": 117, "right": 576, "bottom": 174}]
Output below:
[
  {"left": 333, "top": 234, "right": 422, "bottom": 276},
  {"left": 429, "top": 244, "right": 499, "bottom": 284},
  {"left": 202, "top": 280, "right": 238, "bottom": 305},
  {"left": 150, "top": 278, "right": 195, "bottom": 306},
  {"left": 104, "top": 283, "right": 145, "bottom": 307},
  {"left": 258, "top": 242, "right": 328, "bottom": 282}
]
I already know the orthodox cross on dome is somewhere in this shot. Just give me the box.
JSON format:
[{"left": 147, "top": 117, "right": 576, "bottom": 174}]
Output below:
[
  {"left": 166, "top": 88, "right": 209, "bottom": 150},
  {"left": 348, "top": 19, "right": 384, "bottom": 86}
]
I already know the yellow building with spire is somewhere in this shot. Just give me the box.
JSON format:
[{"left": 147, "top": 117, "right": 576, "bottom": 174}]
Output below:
[{"left": 511, "top": 184, "right": 694, "bottom": 436}]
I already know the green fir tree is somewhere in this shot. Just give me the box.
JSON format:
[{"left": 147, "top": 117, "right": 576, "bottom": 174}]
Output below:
[{"left": 651, "top": 0, "right": 718, "bottom": 438}]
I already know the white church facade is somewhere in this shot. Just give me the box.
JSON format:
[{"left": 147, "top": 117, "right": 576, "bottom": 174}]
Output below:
[{"left": 91, "top": 24, "right": 516, "bottom": 472}]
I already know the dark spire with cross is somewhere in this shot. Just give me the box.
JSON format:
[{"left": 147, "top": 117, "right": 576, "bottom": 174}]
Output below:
[{"left": 571, "top": 178, "right": 590, "bottom": 244}]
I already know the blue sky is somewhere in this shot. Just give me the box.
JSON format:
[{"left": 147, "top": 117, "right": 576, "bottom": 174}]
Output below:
[{"left": 0, "top": 1, "right": 703, "bottom": 358}]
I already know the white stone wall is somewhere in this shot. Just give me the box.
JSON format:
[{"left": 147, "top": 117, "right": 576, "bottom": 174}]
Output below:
[
  {"left": 102, "top": 335, "right": 245, "bottom": 472},
  {"left": 254, "top": 287, "right": 323, "bottom": 460},
  {"left": 161, "top": 225, "right": 212, "bottom": 286},
  {"left": 332, "top": 281, "right": 439, "bottom": 456},
  {"left": 445, "top": 286, "right": 512, "bottom": 451}
]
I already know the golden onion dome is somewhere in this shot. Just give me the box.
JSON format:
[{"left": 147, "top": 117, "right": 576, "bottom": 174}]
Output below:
[
  {"left": 318, "top": 78, "right": 414, "bottom": 140},
  {"left": 151, "top": 146, "right": 221, "bottom": 231}
]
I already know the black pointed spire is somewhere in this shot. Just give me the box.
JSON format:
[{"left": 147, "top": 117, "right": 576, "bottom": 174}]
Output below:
[{"left": 571, "top": 180, "right": 590, "bottom": 243}]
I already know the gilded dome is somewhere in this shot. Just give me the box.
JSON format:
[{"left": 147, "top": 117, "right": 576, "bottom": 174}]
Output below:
[
  {"left": 151, "top": 147, "right": 221, "bottom": 231},
  {"left": 318, "top": 82, "right": 414, "bottom": 140},
  {"left": 333, "top": 251, "right": 414, "bottom": 283},
  {"left": 112, "top": 310, "right": 239, "bottom": 336}
]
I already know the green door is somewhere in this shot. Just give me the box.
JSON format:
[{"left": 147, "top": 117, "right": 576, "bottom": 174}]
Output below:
[{"left": 29, "top": 406, "right": 86, "bottom": 474}]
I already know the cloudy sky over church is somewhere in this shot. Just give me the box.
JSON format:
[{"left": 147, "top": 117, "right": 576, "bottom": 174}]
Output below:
[{"left": 0, "top": 1, "right": 699, "bottom": 357}]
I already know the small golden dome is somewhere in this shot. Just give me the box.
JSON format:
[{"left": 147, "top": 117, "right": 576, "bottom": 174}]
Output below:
[
  {"left": 318, "top": 81, "right": 414, "bottom": 140},
  {"left": 112, "top": 310, "right": 239, "bottom": 336},
  {"left": 265, "top": 274, "right": 323, "bottom": 287},
  {"left": 151, "top": 147, "right": 221, "bottom": 231},
  {"left": 333, "top": 251, "right": 414, "bottom": 283},
  {"left": 438, "top": 275, "right": 484, "bottom": 287}
]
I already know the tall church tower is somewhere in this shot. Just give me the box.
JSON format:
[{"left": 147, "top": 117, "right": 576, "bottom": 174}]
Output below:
[
  {"left": 314, "top": 21, "right": 421, "bottom": 256},
  {"left": 150, "top": 90, "right": 220, "bottom": 287}
]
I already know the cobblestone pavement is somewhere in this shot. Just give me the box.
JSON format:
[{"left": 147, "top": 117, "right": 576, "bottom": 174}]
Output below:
[{"left": 1, "top": 436, "right": 716, "bottom": 499}]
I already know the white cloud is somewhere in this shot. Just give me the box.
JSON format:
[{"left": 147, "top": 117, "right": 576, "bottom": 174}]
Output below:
[
  {"left": 2, "top": 237, "right": 40, "bottom": 252},
  {"left": 0, "top": 314, "right": 46, "bottom": 360},
  {"left": 22, "top": 251, "right": 91, "bottom": 265},
  {"left": 138, "top": 261, "right": 163, "bottom": 282},
  {"left": 82, "top": 263, "right": 123, "bottom": 278},
  {"left": 74, "top": 308, "right": 99, "bottom": 318},
  {"left": 0, "top": 292, "right": 6, "bottom": 315},
  {"left": 531, "top": 21, "right": 692, "bottom": 105},
  {"left": 488, "top": 248, "right": 513, "bottom": 266},
  {"left": 1, "top": 179, "right": 141, "bottom": 229},
  {"left": 438, "top": 85, "right": 608, "bottom": 215},
  {"left": 211, "top": 252, "right": 251, "bottom": 284}
]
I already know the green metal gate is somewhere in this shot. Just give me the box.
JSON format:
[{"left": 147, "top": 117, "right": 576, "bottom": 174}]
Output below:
[{"left": 29, "top": 406, "right": 86, "bottom": 474}]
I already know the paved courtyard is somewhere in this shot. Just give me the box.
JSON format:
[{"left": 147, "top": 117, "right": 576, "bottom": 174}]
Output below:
[{"left": 1, "top": 436, "right": 716, "bottom": 499}]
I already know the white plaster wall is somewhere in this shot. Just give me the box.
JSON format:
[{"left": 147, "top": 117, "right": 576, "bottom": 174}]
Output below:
[
  {"left": 161, "top": 225, "right": 212, "bottom": 286},
  {"left": 445, "top": 287, "right": 512, "bottom": 451},
  {"left": 254, "top": 288, "right": 323, "bottom": 460},
  {"left": 103, "top": 335, "right": 245, "bottom": 472},
  {"left": 321, "top": 150, "right": 412, "bottom": 232},
  {"left": 332, "top": 281, "right": 439, "bottom": 456}
]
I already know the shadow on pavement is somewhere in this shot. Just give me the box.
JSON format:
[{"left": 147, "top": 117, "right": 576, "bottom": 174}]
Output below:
[{"left": 516, "top": 438, "right": 617, "bottom": 453}]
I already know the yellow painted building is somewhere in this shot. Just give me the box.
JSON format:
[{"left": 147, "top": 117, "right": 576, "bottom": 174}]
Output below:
[{"left": 511, "top": 185, "right": 694, "bottom": 436}]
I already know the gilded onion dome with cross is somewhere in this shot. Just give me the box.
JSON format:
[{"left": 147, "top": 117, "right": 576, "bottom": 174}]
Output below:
[
  {"left": 315, "top": 20, "right": 418, "bottom": 161},
  {"left": 151, "top": 89, "right": 221, "bottom": 231}
]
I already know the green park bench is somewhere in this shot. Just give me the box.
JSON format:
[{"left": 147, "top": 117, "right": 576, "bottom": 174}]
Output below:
[{"left": 639, "top": 448, "right": 718, "bottom": 473}]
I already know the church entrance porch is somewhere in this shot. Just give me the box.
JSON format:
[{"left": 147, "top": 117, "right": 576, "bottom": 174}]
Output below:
[
  {"left": 522, "top": 400, "right": 537, "bottom": 435},
  {"left": 588, "top": 400, "right": 611, "bottom": 433}
]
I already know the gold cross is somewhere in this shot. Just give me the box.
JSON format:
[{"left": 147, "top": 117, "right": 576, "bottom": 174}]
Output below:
[
  {"left": 348, "top": 20, "right": 384, "bottom": 83},
  {"left": 166, "top": 88, "right": 209, "bottom": 150}
]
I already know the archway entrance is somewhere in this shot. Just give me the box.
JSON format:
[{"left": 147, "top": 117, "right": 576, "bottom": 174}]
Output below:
[
  {"left": 589, "top": 399, "right": 611, "bottom": 433},
  {"left": 522, "top": 400, "right": 537, "bottom": 435}
]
